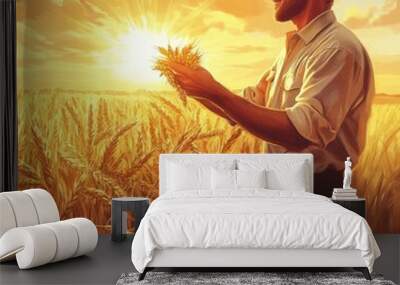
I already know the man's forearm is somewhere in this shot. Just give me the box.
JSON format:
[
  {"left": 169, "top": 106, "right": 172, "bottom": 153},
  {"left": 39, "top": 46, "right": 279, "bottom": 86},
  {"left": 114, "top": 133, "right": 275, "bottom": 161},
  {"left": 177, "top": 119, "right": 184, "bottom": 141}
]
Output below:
[
  {"left": 194, "top": 97, "right": 237, "bottom": 126},
  {"left": 209, "top": 83, "right": 309, "bottom": 151}
]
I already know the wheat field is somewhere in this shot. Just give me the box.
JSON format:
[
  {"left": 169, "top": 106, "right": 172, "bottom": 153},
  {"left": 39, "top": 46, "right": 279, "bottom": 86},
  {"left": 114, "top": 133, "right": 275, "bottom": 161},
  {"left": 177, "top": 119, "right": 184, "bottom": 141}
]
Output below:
[{"left": 17, "top": 89, "right": 400, "bottom": 233}]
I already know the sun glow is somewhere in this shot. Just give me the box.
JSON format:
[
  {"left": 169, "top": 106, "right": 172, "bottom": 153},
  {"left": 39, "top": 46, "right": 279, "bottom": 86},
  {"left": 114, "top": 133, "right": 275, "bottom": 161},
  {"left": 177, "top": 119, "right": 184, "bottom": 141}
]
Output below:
[{"left": 109, "top": 28, "right": 188, "bottom": 86}]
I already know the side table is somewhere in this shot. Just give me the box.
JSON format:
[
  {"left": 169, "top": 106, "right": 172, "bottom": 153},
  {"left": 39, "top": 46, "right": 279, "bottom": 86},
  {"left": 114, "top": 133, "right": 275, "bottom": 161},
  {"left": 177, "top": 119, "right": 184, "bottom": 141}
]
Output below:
[
  {"left": 331, "top": 198, "right": 366, "bottom": 218},
  {"left": 111, "top": 197, "right": 150, "bottom": 242}
]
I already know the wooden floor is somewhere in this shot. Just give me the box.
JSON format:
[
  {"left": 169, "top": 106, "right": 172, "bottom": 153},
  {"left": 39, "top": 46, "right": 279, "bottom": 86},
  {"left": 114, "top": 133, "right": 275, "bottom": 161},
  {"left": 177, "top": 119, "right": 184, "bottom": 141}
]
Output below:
[{"left": 0, "top": 234, "right": 398, "bottom": 285}]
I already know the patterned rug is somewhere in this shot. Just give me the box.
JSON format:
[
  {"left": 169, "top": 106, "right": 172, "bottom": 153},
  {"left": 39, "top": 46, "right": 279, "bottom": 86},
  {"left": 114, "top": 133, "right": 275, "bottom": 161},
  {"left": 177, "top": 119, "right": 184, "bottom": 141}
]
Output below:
[{"left": 116, "top": 271, "right": 395, "bottom": 285}]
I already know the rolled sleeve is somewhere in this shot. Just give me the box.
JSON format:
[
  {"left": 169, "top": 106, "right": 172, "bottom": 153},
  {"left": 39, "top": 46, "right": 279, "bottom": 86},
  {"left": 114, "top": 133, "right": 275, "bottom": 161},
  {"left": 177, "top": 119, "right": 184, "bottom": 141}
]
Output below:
[
  {"left": 286, "top": 99, "right": 337, "bottom": 147},
  {"left": 285, "top": 48, "right": 361, "bottom": 148}
]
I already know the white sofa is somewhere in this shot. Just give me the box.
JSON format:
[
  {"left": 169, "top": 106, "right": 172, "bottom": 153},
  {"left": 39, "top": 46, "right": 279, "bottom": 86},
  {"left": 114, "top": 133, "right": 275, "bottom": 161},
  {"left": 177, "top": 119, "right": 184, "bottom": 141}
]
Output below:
[{"left": 0, "top": 189, "right": 98, "bottom": 269}]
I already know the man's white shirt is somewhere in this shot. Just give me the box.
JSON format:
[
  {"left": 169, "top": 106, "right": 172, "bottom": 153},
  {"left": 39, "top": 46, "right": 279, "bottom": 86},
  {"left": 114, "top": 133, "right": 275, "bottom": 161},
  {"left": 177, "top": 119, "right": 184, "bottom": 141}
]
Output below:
[{"left": 245, "top": 10, "right": 375, "bottom": 172}]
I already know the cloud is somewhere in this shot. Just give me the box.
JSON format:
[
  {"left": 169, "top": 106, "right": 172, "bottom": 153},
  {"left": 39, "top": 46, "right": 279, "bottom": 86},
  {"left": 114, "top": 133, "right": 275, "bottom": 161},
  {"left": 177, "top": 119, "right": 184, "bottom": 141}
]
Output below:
[
  {"left": 344, "top": 0, "right": 400, "bottom": 30},
  {"left": 178, "top": 0, "right": 293, "bottom": 37},
  {"left": 224, "top": 45, "right": 270, "bottom": 54},
  {"left": 373, "top": 55, "right": 400, "bottom": 75},
  {"left": 374, "top": 0, "right": 400, "bottom": 26},
  {"left": 234, "top": 59, "right": 273, "bottom": 69},
  {"left": 16, "top": 0, "right": 124, "bottom": 69},
  {"left": 343, "top": 11, "right": 373, "bottom": 29},
  {"left": 212, "top": 0, "right": 293, "bottom": 37}
]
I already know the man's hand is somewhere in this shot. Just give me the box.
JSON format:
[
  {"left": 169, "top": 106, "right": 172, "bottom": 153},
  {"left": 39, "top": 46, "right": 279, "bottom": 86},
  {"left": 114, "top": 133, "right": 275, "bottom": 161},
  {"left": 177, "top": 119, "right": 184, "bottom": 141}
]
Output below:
[
  {"left": 167, "top": 62, "right": 221, "bottom": 100},
  {"left": 243, "top": 87, "right": 264, "bottom": 106},
  {"left": 256, "top": 71, "right": 271, "bottom": 95},
  {"left": 167, "top": 62, "right": 237, "bottom": 125},
  {"left": 243, "top": 71, "right": 271, "bottom": 106}
]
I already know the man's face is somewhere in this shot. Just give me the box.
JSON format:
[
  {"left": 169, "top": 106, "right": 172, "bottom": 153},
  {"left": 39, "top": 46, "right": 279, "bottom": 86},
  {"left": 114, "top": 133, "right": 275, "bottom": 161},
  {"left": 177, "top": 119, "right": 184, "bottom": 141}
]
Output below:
[{"left": 273, "top": 0, "right": 308, "bottom": 22}]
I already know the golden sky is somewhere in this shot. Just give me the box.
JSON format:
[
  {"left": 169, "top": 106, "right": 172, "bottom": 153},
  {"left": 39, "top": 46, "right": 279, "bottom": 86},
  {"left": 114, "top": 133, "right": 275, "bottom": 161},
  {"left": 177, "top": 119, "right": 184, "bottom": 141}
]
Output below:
[{"left": 17, "top": 0, "right": 400, "bottom": 94}]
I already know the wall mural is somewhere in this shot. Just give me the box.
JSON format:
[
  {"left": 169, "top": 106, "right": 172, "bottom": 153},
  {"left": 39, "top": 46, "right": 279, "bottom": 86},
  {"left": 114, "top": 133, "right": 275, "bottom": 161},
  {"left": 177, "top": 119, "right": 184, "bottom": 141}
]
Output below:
[{"left": 17, "top": 0, "right": 400, "bottom": 233}]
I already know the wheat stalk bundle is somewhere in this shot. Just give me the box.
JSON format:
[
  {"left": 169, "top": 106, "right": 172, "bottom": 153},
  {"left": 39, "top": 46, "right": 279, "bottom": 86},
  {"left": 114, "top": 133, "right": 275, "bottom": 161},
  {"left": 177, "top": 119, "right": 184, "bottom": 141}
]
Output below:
[{"left": 153, "top": 44, "right": 201, "bottom": 105}]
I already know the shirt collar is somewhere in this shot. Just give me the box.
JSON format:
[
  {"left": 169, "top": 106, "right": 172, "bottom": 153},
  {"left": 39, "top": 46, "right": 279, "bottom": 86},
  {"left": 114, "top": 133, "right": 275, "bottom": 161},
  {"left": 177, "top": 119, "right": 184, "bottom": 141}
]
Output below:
[{"left": 294, "top": 10, "right": 336, "bottom": 45}]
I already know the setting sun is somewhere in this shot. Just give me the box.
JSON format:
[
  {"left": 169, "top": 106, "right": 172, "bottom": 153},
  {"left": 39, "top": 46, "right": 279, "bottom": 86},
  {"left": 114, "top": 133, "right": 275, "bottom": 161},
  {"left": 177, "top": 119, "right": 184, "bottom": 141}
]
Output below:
[{"left": 110, "top": 28, "right": 188, "bottom": 85}]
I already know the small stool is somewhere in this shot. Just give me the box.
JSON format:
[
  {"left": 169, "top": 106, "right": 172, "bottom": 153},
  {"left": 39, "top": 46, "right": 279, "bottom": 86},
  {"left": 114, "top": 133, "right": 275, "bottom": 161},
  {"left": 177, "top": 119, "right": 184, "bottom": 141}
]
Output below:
[{"left": 111, "top": 197, "right": 150, "bottom": 242}]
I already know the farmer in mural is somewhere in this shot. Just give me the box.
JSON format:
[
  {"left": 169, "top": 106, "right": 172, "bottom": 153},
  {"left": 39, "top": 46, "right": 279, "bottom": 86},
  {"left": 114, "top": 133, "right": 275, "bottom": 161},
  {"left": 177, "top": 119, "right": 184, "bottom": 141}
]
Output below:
[{"left": 168, "top": 0, "right": 375, "bottom": 197}]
